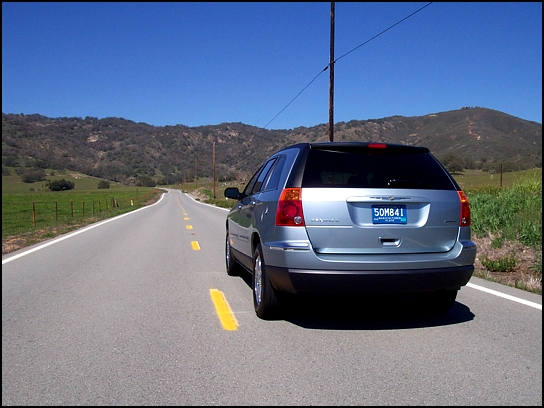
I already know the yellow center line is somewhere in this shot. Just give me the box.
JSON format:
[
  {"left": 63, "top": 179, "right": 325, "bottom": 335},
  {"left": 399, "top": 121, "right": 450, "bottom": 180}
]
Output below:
[
  {"left": 191, "top": 241, "right": 200, "bottom": 250},
  {"left": 175, "top": 194, "right": 185, "bottom": 210},
  {"left": 186, "top": 225, "right": 193, "bottom": 229},
  {"left": 210, "top": 289, "right": 238, "bottom": 331}
]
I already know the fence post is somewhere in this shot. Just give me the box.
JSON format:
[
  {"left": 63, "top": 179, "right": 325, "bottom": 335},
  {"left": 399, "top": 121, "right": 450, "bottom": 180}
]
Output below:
[
  {"left": 71, "top": 200, "right": 74, "bottom": 218},
  {"left": 32, "top": 202, "right": 36, "bottom": 228},
  {"left": 82, "top": 200, "right": 85, "bottom": 217},
  {"left": 55, "top": 201, "right": 58, "bottom": 222}
]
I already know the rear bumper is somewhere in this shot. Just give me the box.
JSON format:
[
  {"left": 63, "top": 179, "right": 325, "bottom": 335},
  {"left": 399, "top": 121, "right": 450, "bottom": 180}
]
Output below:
[{"left": 266, "top": 265, "right": 474, "bottom": 295}]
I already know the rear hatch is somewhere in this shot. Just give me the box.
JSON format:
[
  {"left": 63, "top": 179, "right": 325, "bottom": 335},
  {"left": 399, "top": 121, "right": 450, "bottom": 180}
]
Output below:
[{"left": 299, "top": 144, "right": 462, "bottom": 255}]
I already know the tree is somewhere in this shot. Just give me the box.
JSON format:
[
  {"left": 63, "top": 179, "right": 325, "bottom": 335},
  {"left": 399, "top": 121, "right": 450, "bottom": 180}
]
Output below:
[
  {"left": 439, "top": 153, "right": 465, "bottom": 173},
  {"left": 97, "top": 180, "right": 110, "bottom": 189},
  {"left": 2, "top": 156, "right": 19, "bottom": 167},
  {"left": 46, "top": 179, "right": 75, "bottom": 191},
  {"left": 21, "top": 168, "right": 46, "bottom": 183},
  {"left": 136, "top": 175, "right": 155, "bottom": 187}
]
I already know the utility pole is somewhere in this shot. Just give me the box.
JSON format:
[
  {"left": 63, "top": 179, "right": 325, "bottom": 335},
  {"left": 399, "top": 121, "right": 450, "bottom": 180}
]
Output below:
[
  {"left": 328, "top": 1, "right": 335, "bottom": 142},
  {"left": 213, "top": 142, "right": 216, "bottom": 199},
  {"left": 195, "top": 157, "right": 197, "bottom": 189}
]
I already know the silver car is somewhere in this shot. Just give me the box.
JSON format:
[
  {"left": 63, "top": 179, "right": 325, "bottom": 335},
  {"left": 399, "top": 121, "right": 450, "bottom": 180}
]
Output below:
[{"left": 224, "top": 142, "right": 476, "bottom": 319}]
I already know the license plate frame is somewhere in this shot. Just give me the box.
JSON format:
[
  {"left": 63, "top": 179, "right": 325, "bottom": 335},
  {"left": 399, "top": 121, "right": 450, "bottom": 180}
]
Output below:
[{"left": 372, "top": 205, "right": 407, "bottom": 224}]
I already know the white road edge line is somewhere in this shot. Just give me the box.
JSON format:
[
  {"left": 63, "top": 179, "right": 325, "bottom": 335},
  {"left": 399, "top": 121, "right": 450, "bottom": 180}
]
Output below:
[
  {"left": 2, "top": 191, "right": 166, "bottom": 265},
  {"left": 467, "top": 283, "right": 542, "bottom": 310},
  {"left": 183, "top": 191, "right": 229, "bottom": 211}
]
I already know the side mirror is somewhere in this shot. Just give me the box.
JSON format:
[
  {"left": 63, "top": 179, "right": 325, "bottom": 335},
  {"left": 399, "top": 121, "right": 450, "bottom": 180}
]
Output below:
[{"left": 224, "top": 187, "right": 242, "bottom": 200}]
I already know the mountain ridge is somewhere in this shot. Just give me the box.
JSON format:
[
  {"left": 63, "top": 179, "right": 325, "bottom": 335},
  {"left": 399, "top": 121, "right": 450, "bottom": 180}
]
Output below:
[{"left": 2, "top": 107, "right": 541, "bottom": 185}]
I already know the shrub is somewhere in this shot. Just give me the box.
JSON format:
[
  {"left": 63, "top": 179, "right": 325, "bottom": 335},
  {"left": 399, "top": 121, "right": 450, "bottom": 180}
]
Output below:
[
  {"left": 480, "top": 256, "right": 517, "bottom": 272},
  {"left": 20, "top": 168, "right": 46, "bottom": 183},
  {"left": 97, "top": 180, "right": 111, "bottom": 189},
  {"left": 136, "top": 175, "right": 155, "bottom": 187},
  {"left": 46, "top": 179, "right": 75, "bottom": 191},
  {"left": 469, "top": 178, "right": 542, "bottom": 248},
  {"left": 439, "top": 153, "right": 465, "bottom": 173}
]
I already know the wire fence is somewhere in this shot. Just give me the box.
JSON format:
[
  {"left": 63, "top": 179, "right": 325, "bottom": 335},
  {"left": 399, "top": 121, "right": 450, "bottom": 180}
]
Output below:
[{"left": 2, "top": 194, "right": 145, "bottom": 239}]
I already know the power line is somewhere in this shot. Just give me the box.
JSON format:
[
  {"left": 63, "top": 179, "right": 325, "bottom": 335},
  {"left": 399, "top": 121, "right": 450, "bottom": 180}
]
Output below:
[
  {"left": 333, "top": 2, "right": 433, "bottom": 64},
  {"left": 263, "top": 68, "right": 328, "bottom": 129},
  {"left": 263, "top": 2, "right": 433, "bottom": 129}
]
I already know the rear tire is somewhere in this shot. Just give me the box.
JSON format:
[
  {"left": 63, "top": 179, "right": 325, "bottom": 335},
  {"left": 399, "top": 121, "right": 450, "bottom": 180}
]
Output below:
[{"left": 253, "top": 243, "right": 281, "bottom": 320}]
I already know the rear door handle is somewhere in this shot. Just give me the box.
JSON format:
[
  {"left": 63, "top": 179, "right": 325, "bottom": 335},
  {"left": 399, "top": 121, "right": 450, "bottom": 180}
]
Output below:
[{"left": 380, "top": 238, "right": 400, "bottom": 247}]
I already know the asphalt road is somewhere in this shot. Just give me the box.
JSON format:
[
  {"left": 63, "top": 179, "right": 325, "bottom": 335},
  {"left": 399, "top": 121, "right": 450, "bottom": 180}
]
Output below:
[{"left": 2, "top": 188, "right": 542, "bottom": 405}]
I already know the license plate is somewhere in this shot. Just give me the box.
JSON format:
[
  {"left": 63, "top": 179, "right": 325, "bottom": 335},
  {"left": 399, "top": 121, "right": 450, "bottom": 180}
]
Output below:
[{"left": 372, "top": 205, "right": 407, "bottom": 224}]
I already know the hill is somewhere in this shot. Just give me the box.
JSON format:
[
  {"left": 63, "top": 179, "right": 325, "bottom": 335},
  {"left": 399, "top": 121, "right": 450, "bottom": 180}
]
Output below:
[{"left": 2, "top": 107, "right": 541, "bottom": 185}]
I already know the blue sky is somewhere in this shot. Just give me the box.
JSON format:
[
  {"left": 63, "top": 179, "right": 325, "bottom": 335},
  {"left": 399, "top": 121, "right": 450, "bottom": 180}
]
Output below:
[{"left": 2, "top": 2, "right": 542, "bottom": 130}]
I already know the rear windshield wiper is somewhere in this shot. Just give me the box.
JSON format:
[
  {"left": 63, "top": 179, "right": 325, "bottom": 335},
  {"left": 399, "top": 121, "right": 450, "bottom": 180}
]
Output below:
[{"left": 387, "top": 179, "right": 433, "bottom": 189}]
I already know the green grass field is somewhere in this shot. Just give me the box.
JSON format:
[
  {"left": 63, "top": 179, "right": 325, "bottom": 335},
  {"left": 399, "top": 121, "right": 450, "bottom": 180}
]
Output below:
[
  {"left": 451, "top": 167, "right": 541, "bottom": 190},
  {"left": 2, "top": 171, "right": 161, "bottom": 240}
]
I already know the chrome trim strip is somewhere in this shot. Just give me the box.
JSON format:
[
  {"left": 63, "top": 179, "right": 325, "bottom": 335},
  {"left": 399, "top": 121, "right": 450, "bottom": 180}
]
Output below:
[{"left": 269, "top": 242, "right": 311, "bottom": 251}]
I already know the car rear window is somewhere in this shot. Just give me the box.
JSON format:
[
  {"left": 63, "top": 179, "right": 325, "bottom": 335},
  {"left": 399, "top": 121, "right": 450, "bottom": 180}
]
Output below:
[
  {"left": 263, "top": 155, "right": 286, "bottom": 191},
  {"left": 301, "top": 148, "right": 457, "bottom": 190}
]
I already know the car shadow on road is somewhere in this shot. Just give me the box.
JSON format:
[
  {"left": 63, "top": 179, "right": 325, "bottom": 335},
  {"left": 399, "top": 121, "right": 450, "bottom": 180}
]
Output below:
[
  {"left": 279, "top": 294, "right": 474, "bottom": 330},
  {"left": 237, "top": 270, "right": 474, "bottom": 330}
]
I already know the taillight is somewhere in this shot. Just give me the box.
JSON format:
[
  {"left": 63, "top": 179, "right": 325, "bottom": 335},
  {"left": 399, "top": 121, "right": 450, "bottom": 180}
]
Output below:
[
  {"left": 276, "top": 188, "right": 305, "bottom": 226},
  {"left": 368, "top": 143, "right": 387, "bottom": 149},
  {"left": 457, "top": 190, "right": 471, "bottom": 226}
]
